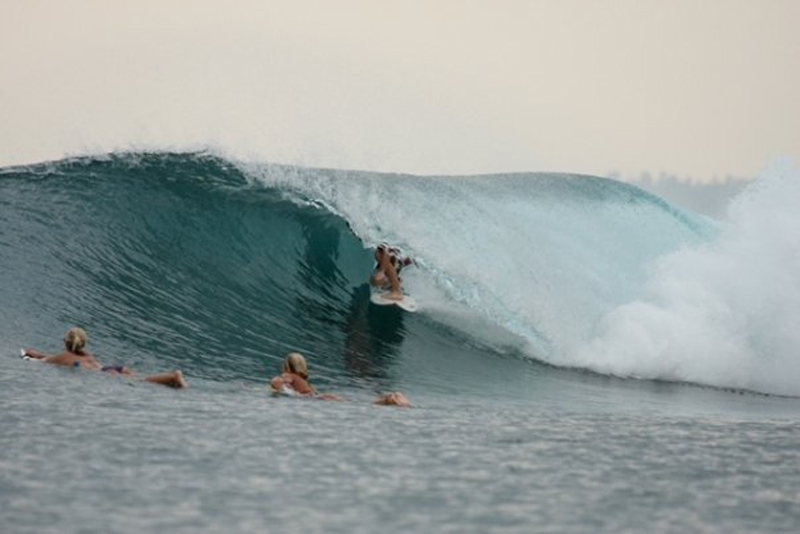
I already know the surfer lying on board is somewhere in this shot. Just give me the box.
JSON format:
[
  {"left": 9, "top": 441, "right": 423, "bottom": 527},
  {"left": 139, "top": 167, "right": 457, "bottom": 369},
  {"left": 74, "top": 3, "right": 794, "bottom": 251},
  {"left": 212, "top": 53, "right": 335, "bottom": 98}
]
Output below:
[
  {"left": 23, "top": 327, "right": 188, "bottom": 389},
  {"left": 369, "top": 244, "right": 412, "bottom": 301},
  {"left": 270, "top": 352, "right": 411, "bottom": 406},
  {"left": 270, "top": 352, "right": 340, "bottom": 400}
]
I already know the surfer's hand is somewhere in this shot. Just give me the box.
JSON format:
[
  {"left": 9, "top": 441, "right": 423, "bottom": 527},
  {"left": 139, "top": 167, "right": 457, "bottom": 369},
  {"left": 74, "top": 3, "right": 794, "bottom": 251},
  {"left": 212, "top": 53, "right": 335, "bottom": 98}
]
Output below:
[{"left": 270, "top": 376, "right": 284, "bottom": 389}]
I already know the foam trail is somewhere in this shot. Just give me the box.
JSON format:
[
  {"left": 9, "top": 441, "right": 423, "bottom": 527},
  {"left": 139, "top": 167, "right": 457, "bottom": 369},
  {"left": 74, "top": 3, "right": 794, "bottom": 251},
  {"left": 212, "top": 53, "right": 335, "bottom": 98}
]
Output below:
[{"left": 575, "top": 163, "right": 800, "bottom": 395}]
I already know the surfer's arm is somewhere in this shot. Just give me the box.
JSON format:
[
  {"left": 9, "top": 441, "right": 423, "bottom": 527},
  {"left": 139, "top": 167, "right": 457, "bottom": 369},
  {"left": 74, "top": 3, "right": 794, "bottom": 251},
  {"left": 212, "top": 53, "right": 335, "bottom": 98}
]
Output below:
[
  {"left": 270, "top": 376, "right": 286, "bottom": 390},
  {"left": 271, "top": 373, "right": 315, "bottom": 395},
  {"left": 41, "top": 354, "right": 75, "bottom": 366},
  {"left": 289, "top": 376, "right": 315, "bottom": 395},
  {"left": 270, "top": 373, "right": 300, "bottom": 391},
  {"left": 304, "top": 380, "right": 318, "bottom": 395},
  {"left": 22, "top": 349, "right": 48, "bottom": 359}
]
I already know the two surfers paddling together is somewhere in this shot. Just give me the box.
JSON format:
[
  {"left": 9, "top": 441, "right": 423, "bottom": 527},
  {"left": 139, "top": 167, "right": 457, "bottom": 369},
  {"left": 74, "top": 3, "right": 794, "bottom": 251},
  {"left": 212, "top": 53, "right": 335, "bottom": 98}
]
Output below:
[{"left": 25, "top": 329, "right": 410, "bottom": 406}]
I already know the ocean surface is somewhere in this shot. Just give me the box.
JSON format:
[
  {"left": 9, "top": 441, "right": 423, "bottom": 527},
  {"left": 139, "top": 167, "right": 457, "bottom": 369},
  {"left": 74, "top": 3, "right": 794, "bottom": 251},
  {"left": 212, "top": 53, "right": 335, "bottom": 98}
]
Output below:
[{"left": 2, "top": 152, "right": 799, "bottom": 533}]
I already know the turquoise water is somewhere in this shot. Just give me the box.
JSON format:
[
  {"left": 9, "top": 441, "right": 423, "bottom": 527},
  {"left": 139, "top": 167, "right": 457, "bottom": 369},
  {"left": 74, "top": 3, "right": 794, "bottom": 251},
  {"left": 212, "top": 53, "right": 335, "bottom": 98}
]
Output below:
[{"left": 2, "top": 153, "right": 800, "bottom": 532}]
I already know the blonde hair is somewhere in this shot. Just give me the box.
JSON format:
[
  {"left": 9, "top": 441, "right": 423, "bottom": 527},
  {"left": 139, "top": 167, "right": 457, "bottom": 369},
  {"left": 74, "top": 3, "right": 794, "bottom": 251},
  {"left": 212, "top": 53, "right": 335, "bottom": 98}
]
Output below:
[
  {"left": 282, "top": 352, "right": 309, "bottom": 379},
  {"left": 64, "top": 327, "right": 86, "bottom": 353}
]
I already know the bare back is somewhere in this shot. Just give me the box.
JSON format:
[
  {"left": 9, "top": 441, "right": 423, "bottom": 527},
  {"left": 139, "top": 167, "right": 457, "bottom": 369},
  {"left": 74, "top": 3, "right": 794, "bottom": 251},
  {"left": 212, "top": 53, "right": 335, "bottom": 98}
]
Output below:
[{"left": 44, "top": 351, "right": 102, "bottom": 370}]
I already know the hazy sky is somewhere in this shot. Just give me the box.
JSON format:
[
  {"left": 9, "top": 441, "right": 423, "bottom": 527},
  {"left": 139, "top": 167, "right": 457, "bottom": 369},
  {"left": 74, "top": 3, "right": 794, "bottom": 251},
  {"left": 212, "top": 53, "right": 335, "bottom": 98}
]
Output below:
[{"left": 2, "top": 0, "right": 798, "bottom": 180}]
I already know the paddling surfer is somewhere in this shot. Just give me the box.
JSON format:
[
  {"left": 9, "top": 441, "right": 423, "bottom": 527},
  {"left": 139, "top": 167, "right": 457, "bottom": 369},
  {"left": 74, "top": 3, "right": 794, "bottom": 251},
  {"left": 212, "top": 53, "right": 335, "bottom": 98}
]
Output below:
[
  {"left": 270, "top": 352, "right": 340, "bottom": 400},
  {"left": 24, "top": 327, "right": 188, "bottom": 389},
  {"left": 269, "top": 352, "right": 410, "bottom": 406}
]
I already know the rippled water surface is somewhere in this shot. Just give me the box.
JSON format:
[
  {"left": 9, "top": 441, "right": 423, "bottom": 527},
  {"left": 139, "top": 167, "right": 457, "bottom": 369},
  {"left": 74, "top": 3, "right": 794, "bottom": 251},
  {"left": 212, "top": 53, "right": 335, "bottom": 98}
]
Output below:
[
  {"left": 3, "top": 360, "right": 800, "bottom": 534},
  {"left": 3, "top": 154, "right": 800, "bottom": 532}
]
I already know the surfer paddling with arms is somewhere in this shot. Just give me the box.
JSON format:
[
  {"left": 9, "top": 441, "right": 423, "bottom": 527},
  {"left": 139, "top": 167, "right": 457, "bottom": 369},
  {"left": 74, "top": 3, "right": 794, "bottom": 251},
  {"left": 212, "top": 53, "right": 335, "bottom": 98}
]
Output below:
[
  {"left": 270, "top": 352, "right": 410, "bottom": 406},
  {"left": 23, "top": 327, "right": 188, "bottom": 389},
  {"left": 270, "top": 352, "right": 340, "bottom": 400}
]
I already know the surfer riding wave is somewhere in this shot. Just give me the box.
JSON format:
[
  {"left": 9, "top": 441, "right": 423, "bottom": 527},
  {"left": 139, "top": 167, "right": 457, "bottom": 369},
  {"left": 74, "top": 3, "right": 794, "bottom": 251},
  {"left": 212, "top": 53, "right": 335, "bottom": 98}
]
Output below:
[{"left": 369, "top": 244, "right": 412, "bottom": 301}]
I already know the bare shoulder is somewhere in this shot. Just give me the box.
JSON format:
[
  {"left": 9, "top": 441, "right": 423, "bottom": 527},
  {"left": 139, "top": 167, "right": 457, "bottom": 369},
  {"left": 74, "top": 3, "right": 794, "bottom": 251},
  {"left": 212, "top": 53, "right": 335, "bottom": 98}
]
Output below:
[
  {"left": 44, "top": 352, "right": 101, "bottom": 370},
  {"left": 288, "top": 374, "right": 314, "bottom": 395},
  {"left": 43, "top": 353, "right": 74, "bottom": 365}
]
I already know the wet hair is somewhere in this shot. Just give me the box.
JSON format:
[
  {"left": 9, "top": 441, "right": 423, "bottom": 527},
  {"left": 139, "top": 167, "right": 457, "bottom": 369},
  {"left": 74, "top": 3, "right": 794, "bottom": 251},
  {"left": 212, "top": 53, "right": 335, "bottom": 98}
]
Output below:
[
  {"left": 283, "top": 352, "right": 309, "bottom": 379},
  {"left": 64, "top": 327, "right": 86, "bottom": 354}
]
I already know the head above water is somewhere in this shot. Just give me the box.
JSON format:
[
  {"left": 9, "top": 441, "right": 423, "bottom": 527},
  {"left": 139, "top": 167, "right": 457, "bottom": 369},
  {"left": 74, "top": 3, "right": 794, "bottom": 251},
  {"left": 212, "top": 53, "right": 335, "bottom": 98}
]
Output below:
[
  {"left": 282, "top": 352, "right": 309, "bottom": 379},
  {"left": 63, "top": 327, "right": 86, "bottom": 354}
]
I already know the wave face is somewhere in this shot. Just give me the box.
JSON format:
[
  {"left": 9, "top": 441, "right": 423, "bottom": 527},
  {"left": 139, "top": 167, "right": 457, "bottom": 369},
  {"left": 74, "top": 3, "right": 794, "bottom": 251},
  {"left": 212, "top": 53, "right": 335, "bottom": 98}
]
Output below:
[{"left": 1, "top": 153, "right": 798, "bottom": 395}]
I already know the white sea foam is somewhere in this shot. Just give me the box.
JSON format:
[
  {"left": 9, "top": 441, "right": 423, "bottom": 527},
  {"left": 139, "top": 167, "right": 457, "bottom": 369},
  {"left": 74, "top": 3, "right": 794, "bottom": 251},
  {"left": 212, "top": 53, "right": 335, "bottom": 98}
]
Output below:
[{"left": 575, "top": 163, "right": 800, "bottom": 395}]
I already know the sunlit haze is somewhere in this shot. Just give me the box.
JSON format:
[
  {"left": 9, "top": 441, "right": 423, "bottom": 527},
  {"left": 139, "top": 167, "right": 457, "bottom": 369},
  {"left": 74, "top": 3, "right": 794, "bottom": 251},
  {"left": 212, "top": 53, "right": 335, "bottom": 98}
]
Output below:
[{"left": 2, "top": 0, "right": 798, "bottom": 180}]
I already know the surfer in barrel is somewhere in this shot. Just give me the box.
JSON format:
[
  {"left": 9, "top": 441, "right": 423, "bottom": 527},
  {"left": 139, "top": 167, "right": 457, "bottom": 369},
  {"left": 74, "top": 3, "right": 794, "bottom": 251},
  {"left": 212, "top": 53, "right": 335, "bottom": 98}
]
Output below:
[
  {"left": 23, "top": 327, "right": 188, "bottom": 389},
  {"left": 370, "top": 244, "right": 412, "bottom": 301}
]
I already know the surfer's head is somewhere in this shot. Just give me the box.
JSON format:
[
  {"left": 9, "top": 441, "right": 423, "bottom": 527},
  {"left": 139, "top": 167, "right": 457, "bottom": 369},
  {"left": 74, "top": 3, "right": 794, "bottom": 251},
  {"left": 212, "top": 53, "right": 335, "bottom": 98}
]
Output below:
[
  {"left": 64, "top": 327, "right": 86, "bottom": 354},
  {"left": 283, "top": 352, "right": 309, "bottom": 380}
]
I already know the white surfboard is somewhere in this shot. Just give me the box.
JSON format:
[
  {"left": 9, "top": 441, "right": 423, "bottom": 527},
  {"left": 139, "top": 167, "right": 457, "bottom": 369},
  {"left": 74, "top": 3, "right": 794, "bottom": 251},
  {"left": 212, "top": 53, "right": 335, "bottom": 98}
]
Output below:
[{"left": 370, "top": 292, "right": 418, "bottom": 312}]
